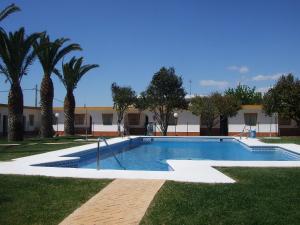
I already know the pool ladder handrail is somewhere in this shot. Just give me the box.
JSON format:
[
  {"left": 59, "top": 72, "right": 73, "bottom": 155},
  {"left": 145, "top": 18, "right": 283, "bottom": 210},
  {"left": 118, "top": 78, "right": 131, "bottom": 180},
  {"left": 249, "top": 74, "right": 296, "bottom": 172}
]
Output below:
[
  {"left": 233, "top": 125, "right": 249, "bottom": 139},
  {"left": 97, "top": 137, "right": 126, "bottom": 170}
]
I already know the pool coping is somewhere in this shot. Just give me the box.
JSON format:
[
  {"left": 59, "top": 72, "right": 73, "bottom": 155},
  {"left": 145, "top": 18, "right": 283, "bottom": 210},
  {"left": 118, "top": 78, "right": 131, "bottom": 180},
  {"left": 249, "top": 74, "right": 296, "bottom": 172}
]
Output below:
[{"left": 0, "top": 136, "right": 300, "bottom": 183}]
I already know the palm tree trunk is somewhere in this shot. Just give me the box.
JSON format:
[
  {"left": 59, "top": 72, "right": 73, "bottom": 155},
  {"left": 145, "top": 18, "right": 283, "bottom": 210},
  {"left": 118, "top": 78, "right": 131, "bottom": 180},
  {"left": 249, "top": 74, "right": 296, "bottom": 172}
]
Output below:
[
  {"left": 64, "top": 89, "right": 75, "bottom": 135},
  {"left": 8, "top": 82, "right": 23, "bottom": 141},
  {"left": 40, "top": 74, "right": 54, "bottom": 138}
]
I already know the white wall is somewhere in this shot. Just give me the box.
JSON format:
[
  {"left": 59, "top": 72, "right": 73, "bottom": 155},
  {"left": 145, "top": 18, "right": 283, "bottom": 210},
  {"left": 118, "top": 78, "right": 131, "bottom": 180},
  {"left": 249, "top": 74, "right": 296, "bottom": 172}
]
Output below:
[
  {"left": 53, "top": 109, "right": 121, "bottom": 132},
  {"left": 90, "top": 110, "right": 120, "bottom": 132},
  {"left": 0, "top": 106, "right": 40, "bottom": 133},
  {"left": 53, "top": 107, "right": 279, "bottom": 135},
  {"left": 228, "top": 109, "right": 278, "bottom": 134},
  {"left": 143, "top": 110, "right": 200, "bottom": 133},
  {"left": 23, "top": 109, "right": 41, "bottom": 132}
]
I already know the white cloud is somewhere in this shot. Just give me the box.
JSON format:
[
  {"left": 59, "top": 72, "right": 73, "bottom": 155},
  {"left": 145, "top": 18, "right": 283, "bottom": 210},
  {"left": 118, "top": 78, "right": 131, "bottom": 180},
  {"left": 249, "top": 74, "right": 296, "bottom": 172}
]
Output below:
[
  {"left": 227, "top": 65, "right": 249, "bottom": 74},
  {"left": 252, "top": 73, "right": 285, "bottom": 81},
  {"left": 256, "top": 87, "right": 270, "bottom": 93},
  {"left": 199, "top": 80, "right": 229, "bottom": 88}
]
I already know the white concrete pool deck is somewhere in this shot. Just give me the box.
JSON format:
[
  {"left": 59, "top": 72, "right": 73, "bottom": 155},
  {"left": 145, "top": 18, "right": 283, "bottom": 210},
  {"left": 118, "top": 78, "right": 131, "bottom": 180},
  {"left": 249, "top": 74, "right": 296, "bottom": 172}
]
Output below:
[{"left": 0, "top": 136, "right": 300, "bottom": 183}]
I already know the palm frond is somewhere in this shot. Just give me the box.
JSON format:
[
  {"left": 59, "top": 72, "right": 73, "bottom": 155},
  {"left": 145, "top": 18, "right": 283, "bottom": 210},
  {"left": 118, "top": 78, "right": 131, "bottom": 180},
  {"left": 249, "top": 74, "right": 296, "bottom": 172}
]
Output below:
[
  {"left": 34, "top": 35, "right": 81, "bottom": 76},
  {"left": 56, "top": 56, "right": 99, "bottom": 91},
  {"left": 80, "top": 64, "right": 99, "bottom": 76},
  {"left": 0, "top": 4, "right": 20, "bottom": 22},
  {"left": 53, "top": 66, "right": 67, "bottom": 88},
  {"left": 0, "top": 27, "right": 40, "bottom": 84},
  {"left": 0, "top": 64, "right": 11, "bottom": 83},
  {"left": 21, "top": 49, "right": 36, "bottom": 80},
  {"left": 54, "top": 43, "right": 81, "bottom": 66}
]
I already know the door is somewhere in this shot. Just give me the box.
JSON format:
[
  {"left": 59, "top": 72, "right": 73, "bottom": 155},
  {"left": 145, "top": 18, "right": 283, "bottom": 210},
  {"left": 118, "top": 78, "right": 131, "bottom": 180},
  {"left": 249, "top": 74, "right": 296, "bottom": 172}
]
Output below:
[
  {"left": 89, "top": 115, "right": 92, "bottom": 134},
  {"left": 3, "top": 115, "right": 7, "bottom": 137}
]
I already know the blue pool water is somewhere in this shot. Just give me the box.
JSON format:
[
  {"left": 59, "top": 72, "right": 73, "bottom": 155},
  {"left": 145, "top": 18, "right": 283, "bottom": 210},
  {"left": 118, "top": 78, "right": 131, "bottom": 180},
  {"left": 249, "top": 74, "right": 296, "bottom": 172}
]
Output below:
[{"left": 36, "top": 138, "right": 300, "bottom": 171}]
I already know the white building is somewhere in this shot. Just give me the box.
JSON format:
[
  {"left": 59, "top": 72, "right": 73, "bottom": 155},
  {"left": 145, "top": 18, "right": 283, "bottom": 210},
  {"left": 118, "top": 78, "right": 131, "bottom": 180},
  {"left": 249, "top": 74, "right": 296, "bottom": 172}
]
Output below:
[
  {"left": 228, "top": 105, "right": 278, "bottom": 137},
  {"left": 52, "top": 105, "right": 288, "bottom": 137},
  {"left": 0, "top": 103, "right": 298, "bottom": 137},
  {"left": 0, "top": 104, "right": 41, "bottom": 136},
  {"left": 53, "top": 106, "right": 200, "bottom": 136}
]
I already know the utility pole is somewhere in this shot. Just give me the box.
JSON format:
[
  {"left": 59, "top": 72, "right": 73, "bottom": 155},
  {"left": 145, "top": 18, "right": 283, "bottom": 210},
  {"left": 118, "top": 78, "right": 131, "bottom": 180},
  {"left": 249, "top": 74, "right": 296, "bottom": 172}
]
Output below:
[{"left": 35, "top": 84, "right": 38, "bottom": 108}]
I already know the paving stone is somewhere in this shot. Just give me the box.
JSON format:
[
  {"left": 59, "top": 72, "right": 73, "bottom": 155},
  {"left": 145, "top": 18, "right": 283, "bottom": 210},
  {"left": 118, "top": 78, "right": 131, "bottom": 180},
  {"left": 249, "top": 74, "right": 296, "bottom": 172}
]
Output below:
[{"left": 59, "top": 179, "right": 165, "bottom": 225}]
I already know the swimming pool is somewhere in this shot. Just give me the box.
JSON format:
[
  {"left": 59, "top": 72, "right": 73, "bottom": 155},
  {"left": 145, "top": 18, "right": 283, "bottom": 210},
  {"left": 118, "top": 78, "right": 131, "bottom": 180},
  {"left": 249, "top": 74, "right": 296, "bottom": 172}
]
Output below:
[{"left": 35, "top": 137, "right": 300, "bottom": 171}]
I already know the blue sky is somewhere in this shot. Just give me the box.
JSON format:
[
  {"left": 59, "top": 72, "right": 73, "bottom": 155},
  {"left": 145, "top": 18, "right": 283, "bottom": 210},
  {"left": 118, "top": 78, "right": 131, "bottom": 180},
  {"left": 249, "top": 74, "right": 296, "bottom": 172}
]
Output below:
[{"left": 0, "top": 0, "right": 299, "bottom": 106}]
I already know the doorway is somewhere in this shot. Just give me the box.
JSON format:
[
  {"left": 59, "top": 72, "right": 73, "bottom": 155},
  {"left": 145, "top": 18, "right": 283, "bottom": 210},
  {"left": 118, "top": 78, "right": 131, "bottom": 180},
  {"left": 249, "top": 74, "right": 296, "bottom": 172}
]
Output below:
[{"left": 2, "top": 115, "right": 7, "bottom": 137}]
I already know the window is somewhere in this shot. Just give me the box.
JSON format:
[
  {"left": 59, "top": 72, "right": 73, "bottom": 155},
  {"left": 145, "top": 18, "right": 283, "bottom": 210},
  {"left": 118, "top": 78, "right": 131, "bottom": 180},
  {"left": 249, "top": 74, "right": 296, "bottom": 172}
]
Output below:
[
  {"left": 127, "top": 113, "right": 140, "bottom": 126},
  {"left": 244, "top": 113, "right": 257, "bottom": 126},
  {"left": 102, "top": 113, "right": 113, "bottom": 125},
  {"left": 75, "top": 114, "right": 85, "bottom": 125},
  {"left": 29, "top": 114, "right": 34, "bottom": 126},
  {"left": 279, "top": 116, "right": 291, "bottom": 126}
]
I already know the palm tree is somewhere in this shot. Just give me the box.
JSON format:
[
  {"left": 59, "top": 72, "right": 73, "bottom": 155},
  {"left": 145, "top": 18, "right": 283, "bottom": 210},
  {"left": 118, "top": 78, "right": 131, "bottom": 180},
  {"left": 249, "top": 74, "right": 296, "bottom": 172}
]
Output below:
[
  {"left": 34, "top": 34, "right": 81, "bottom": 138},
  {"left": 0, "top": 28, "right": 40, "bottom": 141},
  {"left": 0, "top": 4, "right": 20, "bottom": 22},
  {"left": 55, "top": 57, "right": 98, "bottom": 135}
]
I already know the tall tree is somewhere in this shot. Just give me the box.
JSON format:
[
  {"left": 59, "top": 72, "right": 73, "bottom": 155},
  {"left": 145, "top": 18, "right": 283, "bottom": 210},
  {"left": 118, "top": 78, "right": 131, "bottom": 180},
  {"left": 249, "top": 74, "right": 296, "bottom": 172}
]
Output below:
[
  {"left": 225, "top": 84, "right": 262, "bottom": 105},
  {"left": 189, "top": 93, "right": 240, "bottom": 136},
  {"left": 0, "top": 3, "right": 20, "bottom": 22},
  {"left": 55, "top": 57, "right": 98, "bottom": 135},
  {"left": 111, "top": 83, "right": 136, "bottom": 136},
  {"left": 263, "top": 74, "right": 300, "bottom": 126},
  {"left": 0, "top": 28, "right": 40, "bottom": 141},
  {"left": 212, "top": 93, "right": 241, "bottom": 135},
  {"left": 143, "top": 67, "right": 187, "bottom": 136},
  {"left": 190, "top": 96, "right": 219, "bottom": 135},
  {"left": 34, "top": 34, "right": 81, "bottom": 138}
]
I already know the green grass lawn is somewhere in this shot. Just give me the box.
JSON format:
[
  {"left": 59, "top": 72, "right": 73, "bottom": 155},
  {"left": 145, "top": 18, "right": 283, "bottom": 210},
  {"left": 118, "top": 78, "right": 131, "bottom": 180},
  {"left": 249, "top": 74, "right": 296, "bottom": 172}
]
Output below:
[
  {"left": 0, "top": 175, "right": 111, "bottom": 225},
  {"left": 141, "top": 168, "right": 300, "bottom": 225},
  {"left": 261, "top": 136, "right": 300, "bottom": 145},
  {"left": 0, "top": 136, "right": 97, "bottom": 161}
]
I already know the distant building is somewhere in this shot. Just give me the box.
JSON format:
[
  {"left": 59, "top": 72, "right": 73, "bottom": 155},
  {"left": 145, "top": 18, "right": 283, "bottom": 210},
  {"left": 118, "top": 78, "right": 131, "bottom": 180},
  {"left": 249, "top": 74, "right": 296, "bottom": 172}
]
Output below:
[
  {"left": 0, "top": 103, "right": 298, "bottom": 137},
  {"left": 52, "top": 105, "right": 299, "bottom": 137}
]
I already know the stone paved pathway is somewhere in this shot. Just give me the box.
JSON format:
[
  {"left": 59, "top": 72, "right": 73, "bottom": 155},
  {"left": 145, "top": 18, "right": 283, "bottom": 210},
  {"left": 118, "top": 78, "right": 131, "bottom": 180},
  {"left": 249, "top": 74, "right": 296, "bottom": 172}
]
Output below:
[{"left": 59, "top": 179, "right": 165, "bottom": 225}]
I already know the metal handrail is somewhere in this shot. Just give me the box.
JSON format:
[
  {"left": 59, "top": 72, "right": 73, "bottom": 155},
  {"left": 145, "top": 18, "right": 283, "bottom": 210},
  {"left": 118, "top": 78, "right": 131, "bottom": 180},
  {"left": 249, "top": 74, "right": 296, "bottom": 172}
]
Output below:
[
  {"left": 97, "top": 137, "right": 126, "bottom": 170},
  {"left": 232, "top": 125, "right": 250, "bottom": 139}
]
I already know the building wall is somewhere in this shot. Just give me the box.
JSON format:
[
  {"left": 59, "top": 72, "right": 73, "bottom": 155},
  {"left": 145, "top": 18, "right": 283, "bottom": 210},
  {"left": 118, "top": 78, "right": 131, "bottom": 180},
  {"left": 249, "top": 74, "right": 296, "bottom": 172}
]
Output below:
[
  {"left": 53, "top": 108, "right": 121, "bottom": 136},
  {"left": 0, "top": 105, "right": 41, "bottom": 135},
  {"left": 1, "top": 103, "right": 296, "bottom": 137},
  {"left": 145, "top": 110, "right": 201, "bottom": 136},
  {"left": 0, "top": 104, "right": 296, "bottom": 137},
  {"left": 53, "top": 108, "right": 201, "bottom": 136},
  {"left": 228, "top": 108, "right": 278, "bottom": 137},
  {"left": 23, "top": 109, "right": 41, "bottom": 133},
  {"left": 50, "top": 105, "right": 297, "bottom": 137}
]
